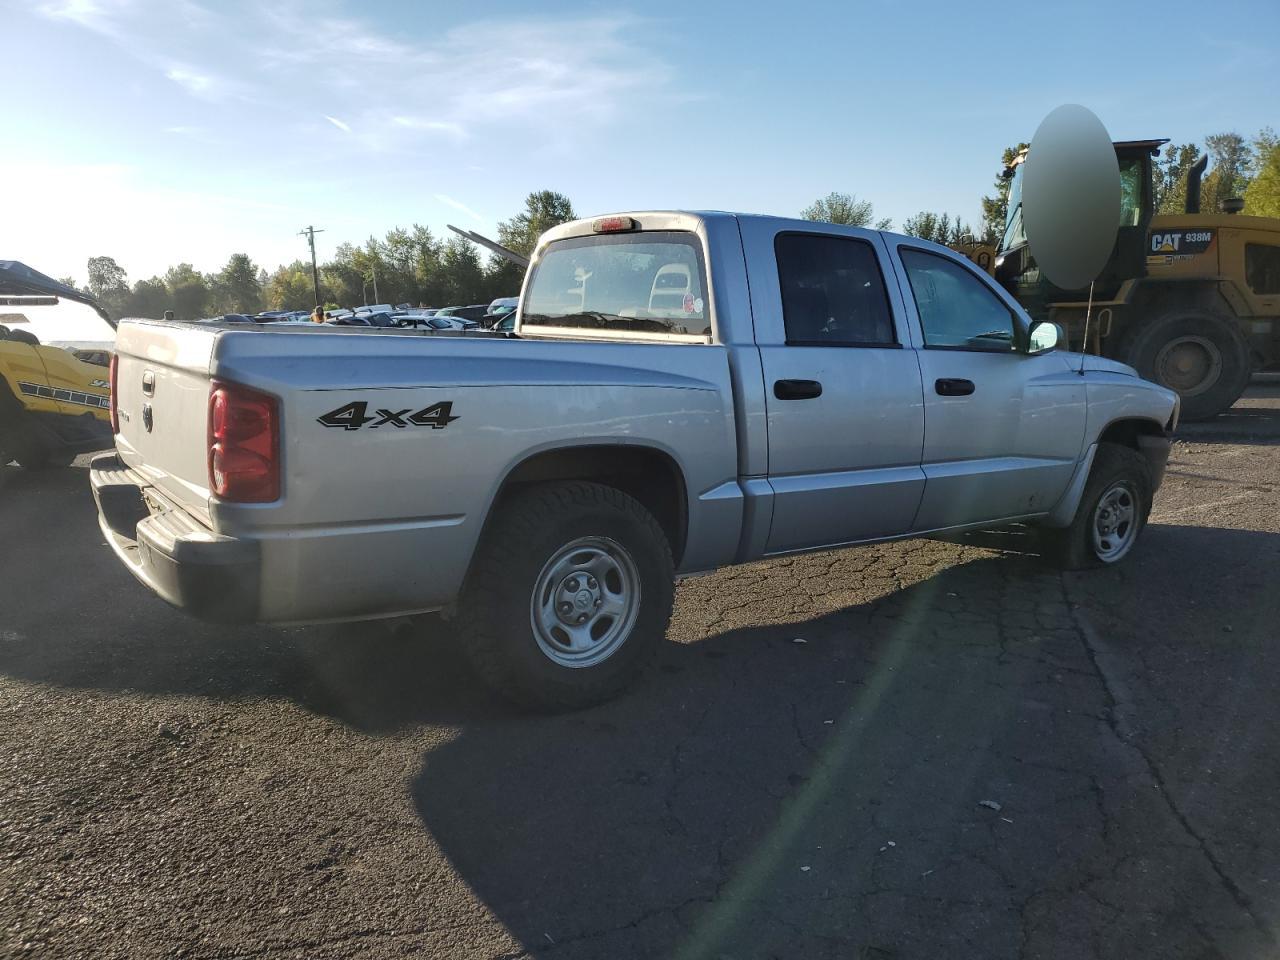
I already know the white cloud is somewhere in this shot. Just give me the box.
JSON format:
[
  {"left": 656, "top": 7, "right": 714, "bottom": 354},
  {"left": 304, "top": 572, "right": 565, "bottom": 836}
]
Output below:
[
  {"left": 37, "top": 0, "right": 678, "bottom": 150},
  {"left": 36, "top": 0, "right": 129, "bottom": 38},
  {"left": 166, "top": 65, "right": 220, "bottom": 99},
  {"left": 391, "top": 116, "right": 468, "bottom": 142},
  {"left": 21, "top": 4, "right": 690, "bottom": 274},
  {"left": 433, "top": 194, "right": 485, "bottom": 224}
]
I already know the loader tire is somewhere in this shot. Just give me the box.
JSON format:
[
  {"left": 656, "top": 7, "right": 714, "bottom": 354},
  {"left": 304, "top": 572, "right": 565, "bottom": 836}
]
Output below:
[{"left": 1120, "top": 306, "right": 1251, "bottom": 421}]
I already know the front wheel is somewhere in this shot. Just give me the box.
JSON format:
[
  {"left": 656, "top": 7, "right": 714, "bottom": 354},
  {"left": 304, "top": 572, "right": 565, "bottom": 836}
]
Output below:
[
  {"left": 457, "top": 481, "right": 674, "bottom": 710},
  {"left": 1044, "top": 443, "right": 1153, "bottom": 570}
]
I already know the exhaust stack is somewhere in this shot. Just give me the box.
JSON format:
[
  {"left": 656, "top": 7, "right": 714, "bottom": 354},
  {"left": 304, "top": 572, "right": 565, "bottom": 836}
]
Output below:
[{"left": 1185, "top": 155, "right": 1209, "bottom": 214}]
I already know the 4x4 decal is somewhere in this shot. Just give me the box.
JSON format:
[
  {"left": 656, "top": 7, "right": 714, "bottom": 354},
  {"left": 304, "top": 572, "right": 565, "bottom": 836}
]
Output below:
[{"left": 317, "top": 400, "right": 458, "bottom": 431}]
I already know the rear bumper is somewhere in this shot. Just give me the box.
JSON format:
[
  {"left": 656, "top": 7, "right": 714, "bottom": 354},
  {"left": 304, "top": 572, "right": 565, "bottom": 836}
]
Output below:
[{"left": 90, "top": 452, "right": 260, "bottom": 623}]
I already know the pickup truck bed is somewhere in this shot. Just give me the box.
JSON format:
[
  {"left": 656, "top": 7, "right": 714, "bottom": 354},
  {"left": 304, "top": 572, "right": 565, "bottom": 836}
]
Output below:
[{"left": 95, "top": 211, "right": 1176, "bottom": 707}]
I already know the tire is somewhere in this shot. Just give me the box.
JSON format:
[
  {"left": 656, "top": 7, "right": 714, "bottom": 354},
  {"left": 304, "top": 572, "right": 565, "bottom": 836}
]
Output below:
[
  {"left": 457, "top": 481, "right": 675, "bottom": 710},
  {"left": 1119, "top": 305, "right": 1251, "bottom": 421},
  {"left": 1044, "top": 443, "right": 1153, "bottom": 571}
]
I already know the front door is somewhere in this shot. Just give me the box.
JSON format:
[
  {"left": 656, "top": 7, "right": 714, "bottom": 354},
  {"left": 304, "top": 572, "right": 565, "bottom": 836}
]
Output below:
[
  {"left": 740, "top": 223, "right": 927, "bottom": 553},
  {"left": 889, "top": 244, "right": 1086, "bottom": 531}
]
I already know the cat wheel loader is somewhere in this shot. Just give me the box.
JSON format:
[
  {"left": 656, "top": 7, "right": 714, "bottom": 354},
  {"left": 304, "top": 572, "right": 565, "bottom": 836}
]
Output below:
[
  {"left": 0, "top": 261, "right": 114, "bottom": 469},
  {"left": 968, "top": 141, "right": 1280, "bottom": 421}
]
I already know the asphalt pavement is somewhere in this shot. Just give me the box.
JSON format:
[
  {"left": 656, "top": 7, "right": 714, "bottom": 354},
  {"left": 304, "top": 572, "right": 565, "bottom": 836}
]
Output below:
[{"left": 2, "top": 383, "right": 1278, "bottom": 959}]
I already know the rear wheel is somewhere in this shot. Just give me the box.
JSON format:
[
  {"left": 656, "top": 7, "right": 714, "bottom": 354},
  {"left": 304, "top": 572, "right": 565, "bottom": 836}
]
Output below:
[
  {"left": 457, "top": 481, "right": 674, "bottom": 710},
  {"left": 1120, "top": 306, "right": 1251, "bottom": 421},
  {"left": 1044, "top": 442, "right": 1153, "bottom": 570}
]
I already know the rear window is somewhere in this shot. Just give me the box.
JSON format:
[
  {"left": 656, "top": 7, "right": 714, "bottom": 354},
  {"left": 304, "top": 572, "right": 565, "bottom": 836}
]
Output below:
[{"left": 521, "top": 232, "right": 710, "bottom": 337}]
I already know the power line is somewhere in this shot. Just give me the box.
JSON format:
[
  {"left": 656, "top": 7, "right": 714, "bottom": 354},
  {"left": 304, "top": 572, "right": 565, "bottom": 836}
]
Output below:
[{"left": 298, "top": 225, "right": 325, "bottom": 307}]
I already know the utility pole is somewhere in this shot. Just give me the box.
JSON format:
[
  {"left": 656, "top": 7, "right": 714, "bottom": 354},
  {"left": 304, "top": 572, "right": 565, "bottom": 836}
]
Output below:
[{"left": 298, "top": 225, "right": 325, "bottom": 307}]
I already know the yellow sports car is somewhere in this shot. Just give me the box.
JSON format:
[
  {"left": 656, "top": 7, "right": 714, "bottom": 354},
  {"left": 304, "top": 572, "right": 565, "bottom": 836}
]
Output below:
[{"left": 0, "top": 261, "right": 113, "bottom": 468}]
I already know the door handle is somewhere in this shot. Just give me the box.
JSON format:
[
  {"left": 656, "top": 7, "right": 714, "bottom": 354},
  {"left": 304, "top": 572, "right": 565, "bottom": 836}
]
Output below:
[
  {"left": 774, "top": 379, "right": 823, "bottom": 400},
  {"left": 935, "top": 378, "right": 975, "bottom": 396}
]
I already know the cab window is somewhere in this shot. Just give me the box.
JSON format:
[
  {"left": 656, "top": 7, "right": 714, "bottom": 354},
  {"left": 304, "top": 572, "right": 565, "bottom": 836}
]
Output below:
[
  {"left": 1119, "top": 157, "right": 1144, "bottom": 227},
  {"left": 900, "top": 248, "right": 1018, "bottom": 351},
  {"left": 775, "top": 233, "right": 896, "bottom": 346},
  {"left": 1246, "top": 244, "right": 1280, "bottom": 295}
]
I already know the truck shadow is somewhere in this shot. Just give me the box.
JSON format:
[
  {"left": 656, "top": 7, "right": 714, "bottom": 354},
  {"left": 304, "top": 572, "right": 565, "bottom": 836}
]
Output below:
[
  {"left": 0, "top": 463, "right": 1274, "bottom": 735},
  {"left": 4, "top": 466, "right": 1279, "bottom": 955},
  {"left": 407, "top": 520, "right": 1280, "bottom": 959}
]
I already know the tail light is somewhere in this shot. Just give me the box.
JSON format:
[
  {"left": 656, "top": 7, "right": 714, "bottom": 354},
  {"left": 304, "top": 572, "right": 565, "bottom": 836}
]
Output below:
[
  {"left": 108, "top": 353, "right": 119, "bottom": 434},
  {"left": 208, "top": 380, "right": 280, "bottom": 502}
]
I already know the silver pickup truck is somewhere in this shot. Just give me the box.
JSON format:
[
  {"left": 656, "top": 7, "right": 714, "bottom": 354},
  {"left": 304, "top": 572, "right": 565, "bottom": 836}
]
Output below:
[{"left": 93, "top": 212, "right": 1177, "bottom": 708}]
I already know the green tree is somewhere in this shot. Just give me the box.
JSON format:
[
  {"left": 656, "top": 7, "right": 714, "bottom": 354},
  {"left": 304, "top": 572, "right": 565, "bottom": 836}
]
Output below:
[
  {"left": 86, "top": 255, "right": 129, "bottom": 316},
  {"left": 902, "top": 211, "right": 973, "bottom": 244},
  {"left": 800, "top": 192, "right": 890, "bottom": 229},
  {"left": 123, "top": 277, "right": 169, "bottom": 319},
  {"left": 396, "top": 224, "right": 446, "bottom": 305},
  {"left": 1244, "top": 134, "right": 1280, "bottom": 219},
  {"left": 211, "top": 254, "right": 263, "bottom": 314},
  {"left": 438, "top": 236, "right": 484, "bottom": 305},
  {"left": 321, "top": 243, "right": 364, "bottom": 309},
  {"left": 265, "top": 261, "right": 321, "bottom": 312},
  {"left": 1155, "top": 143, "right": 1204, "bottom": 214},
  {"left": 980, "top": 142, "right": 1029, "bottom": 242},
  {"left": 1199, "top": 132, "right": 1253, "bottom": 213},
  {"left": 163, "top": 263, "right": 211, "bottom": 320},
  {"left": 481, "top": 257, "right": 524, "bottom": 302},
  {"left": 497, "top": 190, "right": 576, "bottom": 257}
]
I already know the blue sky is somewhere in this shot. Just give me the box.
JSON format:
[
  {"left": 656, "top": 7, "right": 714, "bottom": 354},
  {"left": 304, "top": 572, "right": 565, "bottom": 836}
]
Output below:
[{"left": 6, "top": 0, "right": 1278, "bottom": 283}]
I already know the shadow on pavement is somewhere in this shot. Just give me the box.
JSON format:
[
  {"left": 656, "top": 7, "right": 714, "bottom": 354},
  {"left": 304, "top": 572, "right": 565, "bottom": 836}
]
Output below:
[
  {"left": 407, "top": 522, "right": 1280, "bottom": 959},
  {"left": 4, "top": 465, "right": 1279, "bottom": 957},
  {"left": 1175, "top": 382, "right": 1280, "bottom": 446},
  {"left": 0, "top": 464, "right": 499, "bottom": 729}
]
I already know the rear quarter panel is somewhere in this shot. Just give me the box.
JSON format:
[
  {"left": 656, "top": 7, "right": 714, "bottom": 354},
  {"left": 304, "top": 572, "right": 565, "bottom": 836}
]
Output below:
[{"left": 209, "top": 330, "right": 742, "bottom": 621}]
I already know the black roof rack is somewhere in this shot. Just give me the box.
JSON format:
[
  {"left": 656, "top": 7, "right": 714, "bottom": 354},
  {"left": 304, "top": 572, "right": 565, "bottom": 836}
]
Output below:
[{"left": 0, "top": 260, "right": 113, "bottom": 328}]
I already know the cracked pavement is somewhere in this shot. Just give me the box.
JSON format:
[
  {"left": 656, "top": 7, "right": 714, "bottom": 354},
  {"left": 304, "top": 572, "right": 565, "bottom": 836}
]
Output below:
[{"left": 2, "top": 382, "right": 1278, "bottom": 959}]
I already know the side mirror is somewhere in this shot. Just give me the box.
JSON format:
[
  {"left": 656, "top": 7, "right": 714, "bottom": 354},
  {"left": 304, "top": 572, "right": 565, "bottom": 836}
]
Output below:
[{"left": 1026, "top": 320, "right": 1063, "bottom": 355}]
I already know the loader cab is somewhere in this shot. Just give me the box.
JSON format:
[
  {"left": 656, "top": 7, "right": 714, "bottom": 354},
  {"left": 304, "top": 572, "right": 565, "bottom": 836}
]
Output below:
[{"left": 994, "top": 139, "right": 1167, "bottom": 321}]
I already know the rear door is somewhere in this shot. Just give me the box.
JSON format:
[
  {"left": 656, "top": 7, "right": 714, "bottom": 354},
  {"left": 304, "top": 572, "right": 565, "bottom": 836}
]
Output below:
[
  {"left": 887, "top": 242, "right": 1086, "bottom": 530},
  {"left": 739, "top": 220, "right": 926, "bottom": 553}
]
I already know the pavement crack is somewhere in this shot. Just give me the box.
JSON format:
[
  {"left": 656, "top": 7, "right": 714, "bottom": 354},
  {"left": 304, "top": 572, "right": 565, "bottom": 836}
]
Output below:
[{"left": 1063, "top": 576, "right": 1280, "bottom": 949}]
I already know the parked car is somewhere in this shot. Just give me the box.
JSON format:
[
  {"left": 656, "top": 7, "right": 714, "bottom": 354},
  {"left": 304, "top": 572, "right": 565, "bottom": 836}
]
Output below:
[
  {"left": 427, "top": 316, "right": 472, "bottom": 330},
  {"left": 486, "top": 296, "right": 519, "bottom": 317},
  {"left": 436, "top": 304, "right": 490, "bottom": 323},
  {"left": 490, "top": 313, "right": 516, "bottom": 333},
  {"left": 93, "top": 211, "right": 1177, "bottom": 710},
  {"left": 390, "top": 314, "right": 467, "bottom": 330}
]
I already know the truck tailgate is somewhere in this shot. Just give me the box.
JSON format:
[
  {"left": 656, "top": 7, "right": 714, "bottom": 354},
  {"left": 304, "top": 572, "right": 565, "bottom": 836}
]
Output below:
[{"left": 112, "top": 320, "right": 218, "bottom": 526}]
